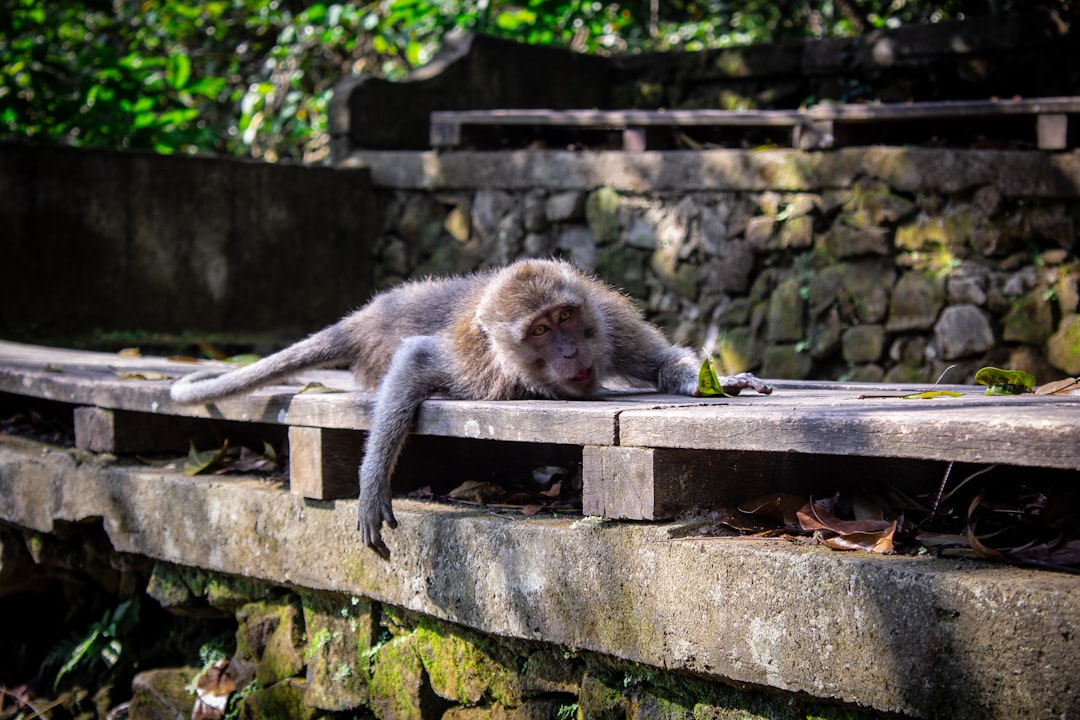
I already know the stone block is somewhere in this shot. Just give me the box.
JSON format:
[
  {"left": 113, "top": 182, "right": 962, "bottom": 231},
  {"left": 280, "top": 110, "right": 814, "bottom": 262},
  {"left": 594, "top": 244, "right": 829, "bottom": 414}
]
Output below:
[
  {"left": 887, "top": 272, "right": 945, "bottom": 332},
  {"left": 842, "top": 325, "right": 886, "bottom": 364},
  {"left": 761, "top": 344, "right": 813, "bottom": 379},
  {"left": 235, "top": 597, "right": 306, "bottom": 687},
  {"left": 414, "top": 617, "right": 525, "bottom": 706},
  {"left": 1002, "top": 291, "right": 1054, "bottom": 345},
  {"left": 301, "top": 591, "right": 374, "bottom": 711},
  {"left": 1047, "top": 314, "right": 1080, "bottom": 376},
  {"left": 129, "top": 668, "right": 199, "bottom": 720},
  {"left": 766, "top": 277, "right": 806, "bottom": 343},
  {"left": 585, "top": 187, "right": 622, "bottom": 245},
  {"left": 933, "top": 304, "right": 995, "bottom": 360}
]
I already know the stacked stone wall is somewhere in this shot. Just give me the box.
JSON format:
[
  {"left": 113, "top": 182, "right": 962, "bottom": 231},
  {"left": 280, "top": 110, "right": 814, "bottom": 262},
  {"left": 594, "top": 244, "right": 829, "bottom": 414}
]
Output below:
[{"left": 359, "top": 149, "right": 1080, "bottom": 386}]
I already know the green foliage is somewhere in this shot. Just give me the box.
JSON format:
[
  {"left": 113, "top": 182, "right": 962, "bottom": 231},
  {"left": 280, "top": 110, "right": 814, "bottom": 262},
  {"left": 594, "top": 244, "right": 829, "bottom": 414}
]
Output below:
[
  {"left": 2, "top": 1, "right": 1071, "bottom": 161},
  {"left": 41, "top": 596, "right": 141, "bottom": 690}
]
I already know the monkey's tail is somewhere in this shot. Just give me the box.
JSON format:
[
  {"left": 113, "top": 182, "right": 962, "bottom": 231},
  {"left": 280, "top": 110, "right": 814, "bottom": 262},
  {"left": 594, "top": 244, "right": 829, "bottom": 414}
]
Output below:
[{"left": 169, "top": 324, "right": 353, "bottom": 404}]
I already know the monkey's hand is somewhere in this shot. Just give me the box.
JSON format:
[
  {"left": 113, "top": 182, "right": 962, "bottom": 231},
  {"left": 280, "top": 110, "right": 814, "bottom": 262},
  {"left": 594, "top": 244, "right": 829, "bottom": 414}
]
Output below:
[
  {"left": 699, "top": 371, "right": 773, "bottom": 396},
  {"left": 358, "top": 482, "right": 397, "bottom": 560}
]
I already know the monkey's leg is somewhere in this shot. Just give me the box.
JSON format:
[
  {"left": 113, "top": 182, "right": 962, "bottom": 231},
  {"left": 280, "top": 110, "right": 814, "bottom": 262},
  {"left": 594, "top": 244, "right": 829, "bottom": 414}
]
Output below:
[{"left": 358, "top": 335, "right": 448, "bottom": 559}]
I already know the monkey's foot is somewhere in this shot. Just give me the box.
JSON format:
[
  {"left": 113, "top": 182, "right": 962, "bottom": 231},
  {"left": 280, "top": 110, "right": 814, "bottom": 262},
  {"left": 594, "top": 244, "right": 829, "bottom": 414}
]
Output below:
[{"left": 714, "top": 371, "right": 773, "bottom": 396}]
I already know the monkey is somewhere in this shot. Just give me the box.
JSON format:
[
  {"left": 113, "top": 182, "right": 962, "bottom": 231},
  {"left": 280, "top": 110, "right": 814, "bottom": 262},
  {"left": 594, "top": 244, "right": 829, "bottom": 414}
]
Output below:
[{"left": 170, "top": 258, "right": 772, "bottom": 558}]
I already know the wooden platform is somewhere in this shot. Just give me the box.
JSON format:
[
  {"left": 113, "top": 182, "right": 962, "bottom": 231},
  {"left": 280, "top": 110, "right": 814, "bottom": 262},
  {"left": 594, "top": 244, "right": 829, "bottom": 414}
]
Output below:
[
  {"left": 2, "top": 340, "right": 1078, "bottom": 521},
  {"left": 430, "top": 96, "right": 1080, "bottom": 151}
]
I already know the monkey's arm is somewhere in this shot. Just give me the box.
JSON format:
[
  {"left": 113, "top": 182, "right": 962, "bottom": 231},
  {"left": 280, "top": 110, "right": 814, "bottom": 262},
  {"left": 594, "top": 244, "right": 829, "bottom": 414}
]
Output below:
[
  {"left": 170, "top": 324, "right": 353, "bottom": 403},
  {"left": 602, "top": 299, "right": 772, "bottom": 396},
  {"left": 358, "top": 335, "right": 449, "bottom": 559}
]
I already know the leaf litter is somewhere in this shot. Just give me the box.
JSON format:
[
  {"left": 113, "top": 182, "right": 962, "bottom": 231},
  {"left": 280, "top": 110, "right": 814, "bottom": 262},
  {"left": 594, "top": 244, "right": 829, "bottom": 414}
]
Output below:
[{"left": 695, "top": 463, "right": 1080, "bottom": 574}]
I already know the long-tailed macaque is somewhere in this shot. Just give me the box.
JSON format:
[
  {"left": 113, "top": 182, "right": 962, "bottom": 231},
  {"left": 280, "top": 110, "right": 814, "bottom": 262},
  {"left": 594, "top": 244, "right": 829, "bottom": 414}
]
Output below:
[{"left": 170, "top": 258, "right": 772, "bottom": 557}]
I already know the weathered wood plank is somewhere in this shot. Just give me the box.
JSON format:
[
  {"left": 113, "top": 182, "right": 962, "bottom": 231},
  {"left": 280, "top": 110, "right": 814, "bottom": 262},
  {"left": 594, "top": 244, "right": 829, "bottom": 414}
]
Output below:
[
  {"left": 582, "top": 446, "right": 742, "bottom": 519},
  {"left": 430, "top": 97, "right": 1080, "bottom": 151},
  {"left": 289, "top": 426, "right": 364, "bottom": 499},
  {"left": 618, "top": 389, "right": 1080, "bottom": 470},
  {"left": 0, "top": 341, "right": 630, "bottom": 445},
  {"left": 74, "top": 407, "right": 205, "bottom": 453}
]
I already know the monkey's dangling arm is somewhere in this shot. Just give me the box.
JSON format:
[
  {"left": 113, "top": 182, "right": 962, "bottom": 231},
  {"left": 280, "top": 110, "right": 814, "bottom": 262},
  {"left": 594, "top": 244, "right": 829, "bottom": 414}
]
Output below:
[{"left": 358, "top": 335, "right": 448, "bottom": 559}]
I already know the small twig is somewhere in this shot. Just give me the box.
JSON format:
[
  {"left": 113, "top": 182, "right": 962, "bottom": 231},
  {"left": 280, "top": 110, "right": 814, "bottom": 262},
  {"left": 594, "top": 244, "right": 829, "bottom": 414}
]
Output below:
[{"left": 930, "top": 461, "right": 954, "bottom": 519}]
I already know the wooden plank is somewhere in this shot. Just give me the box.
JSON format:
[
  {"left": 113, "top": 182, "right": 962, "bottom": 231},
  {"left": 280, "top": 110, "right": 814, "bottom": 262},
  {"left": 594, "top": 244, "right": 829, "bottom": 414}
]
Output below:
[
  {"left": 0, "top": 341, "right": 628, "bottom": 445},
  {"left": 1037, "top": 114, "right": 1069, "bottom": 150},
  {"left": 618, "top": 388, "right": 1080, "bottom": 470},
  {"left": 288, "top": 426, "right": 364, "bottom": 499},
  {"left": 582, "top": 446, "right": 742, "bottom": 520},
  {"left": 74, "top": 407, "right": 201, "bottom": 453},
  {"left": 430, "top": 98, "right": 1080, "bottom": 150}
]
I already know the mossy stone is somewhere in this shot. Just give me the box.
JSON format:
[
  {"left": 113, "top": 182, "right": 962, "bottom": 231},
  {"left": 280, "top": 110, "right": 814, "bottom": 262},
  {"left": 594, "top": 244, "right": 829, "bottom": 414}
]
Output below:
[{"left": 1047, "top": 314, "right": 1080, "bottom": 375}]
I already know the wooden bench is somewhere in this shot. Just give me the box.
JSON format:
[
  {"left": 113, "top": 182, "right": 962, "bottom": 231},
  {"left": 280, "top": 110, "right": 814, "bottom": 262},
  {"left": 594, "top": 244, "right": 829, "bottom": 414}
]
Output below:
[
  {"left": 430, "top": 96, "right": 1080, "bottom": 151},
  {"left": 2, "top": 340, "right": 1078, "bottom": 522}
]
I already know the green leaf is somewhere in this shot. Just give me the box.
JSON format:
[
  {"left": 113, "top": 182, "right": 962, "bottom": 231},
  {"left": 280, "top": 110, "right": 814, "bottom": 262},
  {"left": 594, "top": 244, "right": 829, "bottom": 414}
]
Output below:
[
  {"left": 902, "top": 390, "right": 964, "bottom": 400},
  {"left": 697, "top": 358, "right": 731, "bottom": 398},
  {"left": 974, "top": 367, "right": 1036, "bottom": 395},
  {"left": 165, "top": 51, "right": 191, "bottom": 90},
  {"left": 184, "top": 439, "right": 229, "bottom": 476}
]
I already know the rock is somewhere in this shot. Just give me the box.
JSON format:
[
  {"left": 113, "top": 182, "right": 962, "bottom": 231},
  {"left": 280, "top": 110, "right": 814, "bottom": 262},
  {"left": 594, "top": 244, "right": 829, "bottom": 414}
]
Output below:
[
  {"left": 772, "top": 215, "right": 813, "bottom": 250},
  {"left": 809, "top": 308, "right": 841, "bottom": 359},
  {"left": 369, "top": 630, "right": 427, "bottom": 720},
  {"left": 545, "top": 191, "right": 585, "bottom": 223},
  {"left": 1047, "top": 314, "right": 1080, "bottom": 375},
  {"left": 848, "top": 364, "right": 886, "bottom": 382},
  {"left": 702, "top": 238, "right": 754, "bottom": 294},
  {"left": 972, "top": 185, "right": 1002, "bottom": 217},
  {"left": 711, "top": 327, "right": 762, "bottom": 374},
  {"left": 624, "top": 216, "right": 657, "bottom": 250},
  {"left": 556, "top": 227, "right": 598, "bottom": 271},
  {"left": 129, "top": 667, "right": 198, "bottom": 720},
  {"left": 820, "top": 224, "right": 890, "bottom": 258},
  {"left": 650, "top": 243, "right": 699, "bottom": 297},
  {"left": 235, "top": 598, "right": 306, "bottom": 687},
  {"left": 744, "top": 216, "right": 775, "bottom": 249},
  {"left": 933, "top": 305, "right": 995, "bottom": 360},
  {"left": 414, "top": 618, "right": 524, "bottom": 706},
  {"left": 761, "top": 344, "right": 814, "bottom": 379},
  {"left": 239, "top": 678, "right": 313, "bottom": 720},
  {"left": 766, "top": 277, "right": 806, "bottom": 343},
  {"left": 1002, "top": 290, "right": 1054, "bottom": 345},
  {"left": 584, "top": 187, "right": 622, "bottom": 245},
  {"left": 842, "top": 325, "right": 886, "bottom": 364},
  {"left": 522, "top": 190, "right": 547, "bottom": 233},
  {"left": 887, "top": 272, "right": 945, "bottom": 332},
  {"left": 947, "top": 272, "right": 987, "bottom": 306},
  {"left": 1056, "top": 270, "right": 1080, "bottom": 314},
  {"left": 301, "top": 591, "right": 373, "bottom": 711}
]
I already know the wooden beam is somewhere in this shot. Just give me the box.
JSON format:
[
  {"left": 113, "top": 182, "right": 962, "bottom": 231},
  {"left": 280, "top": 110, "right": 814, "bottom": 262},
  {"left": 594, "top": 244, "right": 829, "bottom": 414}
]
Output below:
[{"left": 288, "top": 426, "right": 364, "bottom": 500}]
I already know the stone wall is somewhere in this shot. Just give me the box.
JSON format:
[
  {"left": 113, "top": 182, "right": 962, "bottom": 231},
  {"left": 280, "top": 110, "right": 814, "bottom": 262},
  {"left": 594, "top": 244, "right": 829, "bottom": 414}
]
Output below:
[
  {"left": 346, "top": 147, "right": 1080, "bottom": 385},
  {"left": 133, "top": 561, "right": 884, "bottom": 720}
]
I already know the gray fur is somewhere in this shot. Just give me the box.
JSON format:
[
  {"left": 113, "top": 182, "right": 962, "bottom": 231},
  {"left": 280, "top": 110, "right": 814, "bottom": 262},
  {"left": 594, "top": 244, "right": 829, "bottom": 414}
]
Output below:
[{"left": 169, "top": 258, "right": 771, "bottom": 558}]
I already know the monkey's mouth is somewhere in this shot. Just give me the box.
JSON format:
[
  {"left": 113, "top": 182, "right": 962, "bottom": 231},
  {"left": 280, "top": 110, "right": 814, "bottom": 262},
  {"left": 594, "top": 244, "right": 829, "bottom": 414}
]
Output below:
[{"left": 566, "top": 366, "right": 596, "bottom": 389}]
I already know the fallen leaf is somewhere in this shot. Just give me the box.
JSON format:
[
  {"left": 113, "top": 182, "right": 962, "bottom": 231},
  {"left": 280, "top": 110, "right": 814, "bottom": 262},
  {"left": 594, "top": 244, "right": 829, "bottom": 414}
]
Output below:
[
  {"left": 298, "top": 382, "right": 345, "bottom": 394},
  {"left": 117, "top": 347, "right": 142, "bottom": 358},
  {"left": 447, "top": 480, "right": 505, "bottom": 504},
  {"left": 697, "top": 357, "right": 731, "bottom": 398},
  {"left": 974, "top": 366, "right": 1035, "bottom": 395},
  {"left": 1035, "top": 377, "right": 1080, "bottom": 395},
  {"left": 184, "top": 439, "right": 229, "bottom": 476},
  {"left": 115, "top": 370, "right": 170, "bottom": 381},
  {"left": 225, "top": 354, "right": 261, "bottom": 366},
  {"left": 739, "top": 493, "right": 807, "bottom": 526}
]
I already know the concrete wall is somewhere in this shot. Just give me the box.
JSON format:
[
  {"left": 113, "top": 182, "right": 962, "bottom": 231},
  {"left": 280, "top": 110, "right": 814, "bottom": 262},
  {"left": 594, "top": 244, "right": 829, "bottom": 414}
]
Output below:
[{"left": 0, "top": 143, "right": 376, "bottom": 346}]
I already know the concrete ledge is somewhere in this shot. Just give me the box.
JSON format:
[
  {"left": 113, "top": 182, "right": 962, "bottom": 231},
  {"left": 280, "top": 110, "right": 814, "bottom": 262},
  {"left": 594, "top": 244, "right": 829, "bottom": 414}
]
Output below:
[
  {"left": 342, "top": 147, "right": 1080, "bottom": 197},
  {"left": 2, "top": 434, "right": 1077, "bottom": 719}
]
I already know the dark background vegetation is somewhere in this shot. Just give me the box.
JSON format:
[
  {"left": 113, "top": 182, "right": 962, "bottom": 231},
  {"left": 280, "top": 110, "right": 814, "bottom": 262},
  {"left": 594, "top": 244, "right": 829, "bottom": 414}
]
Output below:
[{"left": 2, "top": 0, "right": 1073, "bottom": 163}]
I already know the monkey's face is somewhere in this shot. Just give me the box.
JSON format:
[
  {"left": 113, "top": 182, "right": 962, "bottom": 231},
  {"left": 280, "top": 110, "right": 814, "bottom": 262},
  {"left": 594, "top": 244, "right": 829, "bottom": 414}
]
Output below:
[{"left": 523, "top": 304, "right": 597, "bottom": 397}]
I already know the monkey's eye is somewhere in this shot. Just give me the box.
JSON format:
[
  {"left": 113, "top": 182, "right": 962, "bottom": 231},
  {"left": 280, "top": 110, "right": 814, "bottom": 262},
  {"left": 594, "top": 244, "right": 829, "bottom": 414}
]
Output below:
[
  {"left": 531, "top": 324, "right": 549, "bottom": 336},
  {"left": 558, "top": 308, "right": 574, "bottom": 323}
]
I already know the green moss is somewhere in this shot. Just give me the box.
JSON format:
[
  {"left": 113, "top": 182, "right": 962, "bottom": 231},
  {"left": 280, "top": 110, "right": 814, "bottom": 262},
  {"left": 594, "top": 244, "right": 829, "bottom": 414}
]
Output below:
[
  {"left": 414, "top": 616, "right": 524, "bottom": 706},
  {"left": 585, "top": 187, "right": 622, "bottom": 245},
  {"left": 239, "top": 679, "right": 312, "bottom": 720}
]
